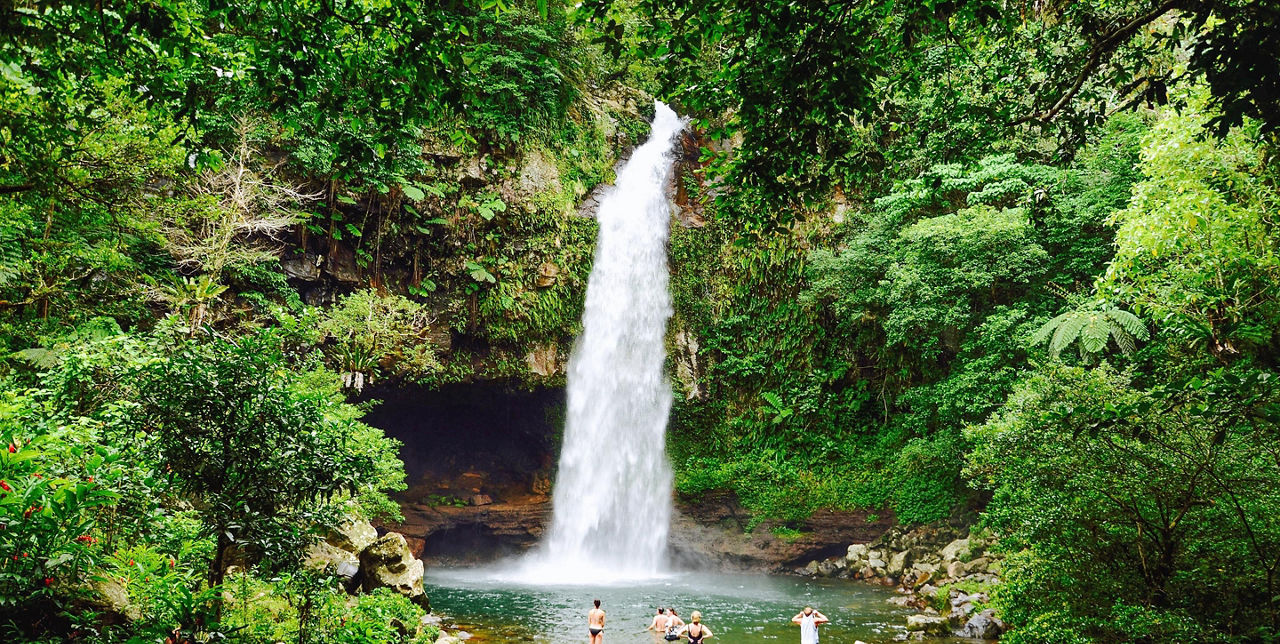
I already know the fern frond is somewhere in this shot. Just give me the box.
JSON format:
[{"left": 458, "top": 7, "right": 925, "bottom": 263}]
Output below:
[
  {"left": 1079, "top": 315, "right": 1110, "bottom": 354},
  {"left": 14, "top": 347, "right": 58, "bottom": 369},
  {"left": 1111, "top": 324, "right": 1137, "bottom": 355},
  {"left": 1049, "top": 314, "right": 1087, "bottom": 357},
  {"left": 1031, "top": 312, "right": 1074, "bottom": 346},
  {"left": 1105, "top": 309, "right": 1150, "bottom": 341}
]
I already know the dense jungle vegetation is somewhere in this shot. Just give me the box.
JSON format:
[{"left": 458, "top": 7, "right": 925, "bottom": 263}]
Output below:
[{"left": 2, "top": 0, "right": 1278, "bottom": 641}]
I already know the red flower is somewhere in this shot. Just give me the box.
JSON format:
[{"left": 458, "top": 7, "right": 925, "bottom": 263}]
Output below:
[
  {"left": 32, "top": 473, "right": 41, "bottom": 479},
  {"left": 0, "top": 481, "right": 10, "bottom": 492},
  {"left": 86, "top": 477, "right": 94, "bottom": 483},
  {"left": 128, "top": 559, "right": 134, "bottom": 566},
  {"left": 43, "top": 577, "right": 53, "bottom": 586},
  {"left": 6, "top": 444, "right": 14, "bottom": 453}
]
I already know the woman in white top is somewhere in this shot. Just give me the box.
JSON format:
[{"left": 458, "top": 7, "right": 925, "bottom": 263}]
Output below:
[{"left": 790, "top": 606, "right": 829, "bottom": 644}]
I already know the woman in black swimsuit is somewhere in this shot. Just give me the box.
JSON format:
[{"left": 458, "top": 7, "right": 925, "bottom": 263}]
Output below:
[
  {"left": 587, "top": 599, "right": 606, "bottom": 644},
  {"left": 681, "top": 611, "right": 713, "bottom": 643}
]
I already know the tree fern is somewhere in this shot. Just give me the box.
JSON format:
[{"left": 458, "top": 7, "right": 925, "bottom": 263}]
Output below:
[{"left": 1033, "top": 305, "right": 1150, "bottom": 359}]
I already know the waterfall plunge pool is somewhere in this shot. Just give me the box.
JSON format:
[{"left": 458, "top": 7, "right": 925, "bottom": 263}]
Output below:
[{"left": 424, "top": 569, "right": 975, "bottom": 643}]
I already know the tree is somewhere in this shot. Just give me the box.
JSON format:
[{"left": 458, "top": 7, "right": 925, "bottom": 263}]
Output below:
[
  {"left": 135, "top": 332, "right": 403, "bottom": 613},
  {"left": 967, "top": 364, "right": 1280, "bottom": 641},
  {"left": 580, "top": 0, "right": 1279, "bottom": 230},
  {"left": 159, "top": 120, "right": 318, "bottom": 282},
  {"left": 1101, "top": 93, "right": 1280, "bottom": 359}
]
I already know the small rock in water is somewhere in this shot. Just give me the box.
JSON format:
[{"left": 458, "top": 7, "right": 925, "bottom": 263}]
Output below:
[{"left": 455, "top": 631, "right": 472, "bottom": 640}]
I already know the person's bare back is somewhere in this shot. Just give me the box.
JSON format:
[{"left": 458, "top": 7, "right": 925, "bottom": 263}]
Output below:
[
  {"left": 588, "top": 600, "right": 606, "bottom": 644},
  {"left": 648, "top": 609, "right": 667, "bottom": 635}
]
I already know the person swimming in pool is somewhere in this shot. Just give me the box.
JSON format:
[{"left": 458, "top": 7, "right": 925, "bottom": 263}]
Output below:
[
  {"left": 663, "top": 609, "right": 686, "bottom": 641},
  {"left": 647, "top": 608, "right": 668, "bottom": 640},
  {"left": 678, "top": 611, "right": 713, "bottom": 643},
  {"left": 588, "top": 599, "right": 606, "bottom": 644},
  {"left": 791, "top": 606, "right": 829, "bottom": 644}
]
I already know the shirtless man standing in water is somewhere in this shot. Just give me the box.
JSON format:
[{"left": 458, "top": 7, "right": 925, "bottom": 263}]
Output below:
[
  {"left": 647, "top": 608, "right": 668, "bottom": 640},
  {"left": 588, "top": 599, "right": 606, "bottom": 644}
]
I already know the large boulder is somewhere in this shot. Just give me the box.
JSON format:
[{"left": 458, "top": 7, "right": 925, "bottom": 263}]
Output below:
[
  {"left": 846, "top": 543, "right": 869, "bottom": 562},
  {"left": 905, "top": 614, "right": 948, "bottom": 636},
  {"left": 940, "top": 538, "right": 971, "bottom": 562},
  {"left": 360, "top": 532, "right": 428, "bottom": 607},
  {"left": 303, "top": 540, "right": 361, "bottom": 581},
  {"left": 887, "top": 550, "right": 912, "bottom": 576},
  {"left": 65, "top": 577, "right": 142, "bottom": 625},
  {"left": 955, "top": 609, "right": 1005, "bottom": 639},
  {"left": 329, "top": 519, "right": 379, "bottom": 553},
  {"left": 304, "top": 518, "right": 378, "bottom": 581}
]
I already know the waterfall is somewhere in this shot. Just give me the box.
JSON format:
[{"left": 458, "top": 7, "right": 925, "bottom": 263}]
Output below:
[{"left": 520, "top": 101, "right": 685, "bottom": 583}]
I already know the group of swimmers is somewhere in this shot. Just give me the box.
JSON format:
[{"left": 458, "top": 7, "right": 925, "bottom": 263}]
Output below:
[
  {"left": 586, "top": 600, "right": 830, "bottom": 644},
  {"left": 646, "top": 606, "right": 710, "bottom": 643}
]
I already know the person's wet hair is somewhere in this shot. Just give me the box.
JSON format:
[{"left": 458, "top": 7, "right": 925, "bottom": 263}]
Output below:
[
  {"left": 594, "top": 599, "right": 601, "bottom": 608},
  {"left": 657, "top": 607, "right": 665, "bottom": 614}
]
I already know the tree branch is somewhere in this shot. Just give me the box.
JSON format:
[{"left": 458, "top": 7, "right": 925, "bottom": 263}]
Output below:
[
  {"left": 1012, "top": 0, "right": 1188, "bottom": 126},
  {"left": 0, "top": 183, "right": 35, "bottom": 195}
]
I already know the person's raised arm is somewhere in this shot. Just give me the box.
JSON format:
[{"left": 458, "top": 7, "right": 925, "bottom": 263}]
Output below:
[
  {"left": 791, "top": 613, "right": 805, "bottom": 625},
  {"left": 813, "top": 611, "right": 830, "bottom": 625}
]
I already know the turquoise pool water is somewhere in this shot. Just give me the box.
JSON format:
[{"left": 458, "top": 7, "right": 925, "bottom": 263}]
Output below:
[{"left": 424, "top": 569, "right": 972, "bottom": 643}]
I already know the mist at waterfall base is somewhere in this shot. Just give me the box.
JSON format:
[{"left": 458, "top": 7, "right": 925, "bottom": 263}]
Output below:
[{"left": 502, "top": 101, "right": 685, "bottom": 585}]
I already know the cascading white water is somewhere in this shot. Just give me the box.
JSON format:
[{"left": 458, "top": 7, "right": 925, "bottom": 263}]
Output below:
[{"left": 518, "top": 101, "right": 684, "bottom": 584}]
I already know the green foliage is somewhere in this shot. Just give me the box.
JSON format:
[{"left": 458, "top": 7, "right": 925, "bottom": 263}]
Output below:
[
  {"left": 135, "top": 331, "right": 405, "bottom": 591},
  {"left": 0, "top": 393, "right": 120, "bottom": 609},
  {"left": 1031, "top": 305, "right": 1149, "bottom": 359},
  {"left": 583, "top": 0, "right": 1277, "bottom": 231},
  {"left": 887, "top": 437, "right": 961, "bottom": 525},
  {"left": 1101, "top": 93, "right": 1280, "bottom": 358},
  {"left": 459, "top": 8, "right": 577, "bottom": 145},
  {"left": 317, "top": 290, "right": 440, "bottom": 386},
  {"left": 969, "top": 364, "right": 1280, "bottom": 640}
]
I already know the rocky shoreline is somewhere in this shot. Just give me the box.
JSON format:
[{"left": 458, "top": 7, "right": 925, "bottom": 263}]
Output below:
[{"left": 800, "top": 523, "right": 1007, "bottom": 640}]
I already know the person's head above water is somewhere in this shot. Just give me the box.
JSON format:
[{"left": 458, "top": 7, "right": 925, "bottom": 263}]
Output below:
[
  {"left": 594, "top": 599, "right": 601, "bottom": 608},
  {"left": 656, "top": 608, "right": 665, "bottom": 614},
  {"left": 690, "top": 611, "right": 702, "bottom": 623}
]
